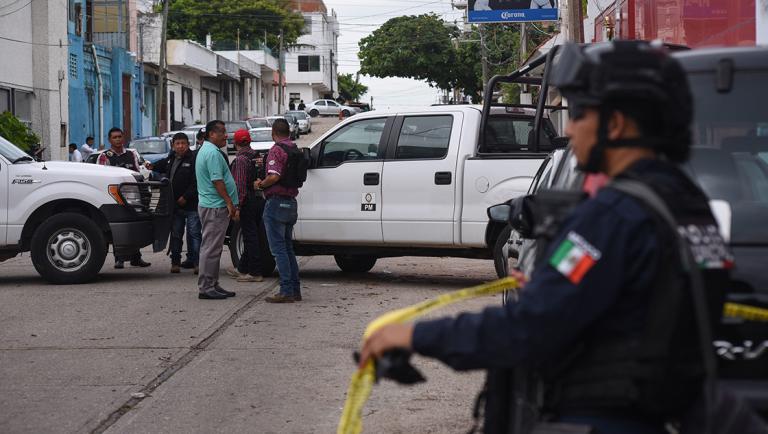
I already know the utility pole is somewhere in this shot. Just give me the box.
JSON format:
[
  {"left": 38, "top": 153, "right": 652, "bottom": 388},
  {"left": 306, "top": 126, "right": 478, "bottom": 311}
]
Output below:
[
  {"left": 278, "top": 29, "right": 284, "bottom": 113},
  {"left": 564, "top": 0, "right": 584, "bottom": 42},
  {"left": 157, "top": 0, "right": 170, "bottom": 133},
  {"left": 479, "top": 24, "right": 489, "bottom": 93}
]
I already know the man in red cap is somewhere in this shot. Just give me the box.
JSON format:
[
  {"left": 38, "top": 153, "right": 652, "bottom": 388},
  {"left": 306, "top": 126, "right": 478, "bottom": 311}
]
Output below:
[{"left": 226, "top": 129, "right": 264, "bottom": 282}]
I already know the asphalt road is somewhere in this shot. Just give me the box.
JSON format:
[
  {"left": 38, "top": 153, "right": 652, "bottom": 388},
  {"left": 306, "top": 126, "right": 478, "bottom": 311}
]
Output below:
[
  {"left": 1, "top": 115, "right": 502, "bottom": 433},
  {"left": 0, "top": 253, "right": 498, "bottom": 433}
]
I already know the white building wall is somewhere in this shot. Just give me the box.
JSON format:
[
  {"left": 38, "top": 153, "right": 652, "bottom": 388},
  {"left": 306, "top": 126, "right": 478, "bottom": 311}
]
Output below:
[
  {"left": 285, "top": 12, "right": 338, "bottom": 99},
  {"left": 0, "top": 1, "right": 68, "bottom": 160},
  {"left": 0, "top": 5, "right": 34, "bottom": 91},
  {"left": 167, "top": 67, "right": 203, "bottom": 127}
]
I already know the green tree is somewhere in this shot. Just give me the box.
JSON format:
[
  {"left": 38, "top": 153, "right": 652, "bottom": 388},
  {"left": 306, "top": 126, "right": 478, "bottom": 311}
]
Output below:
[
  {"left": 357, "top": 14, "right": 554, "bottom": 103},
  {"left": 358, "top": 14, "right": 458, "bottom": 91},
  {"left": 0, "top": 111, "right": 39, "bottom": 152},
  {"left": 165, "top": 0, "right": 304, "bottom": 49},
  {"left": 337, "top": 73, "right": 368, "bottom": 102}
]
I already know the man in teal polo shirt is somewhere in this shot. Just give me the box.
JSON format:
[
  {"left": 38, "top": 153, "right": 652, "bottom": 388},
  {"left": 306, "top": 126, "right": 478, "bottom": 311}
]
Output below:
[{"left": 195, "top": 120, "right": 239, "bottom": 300}]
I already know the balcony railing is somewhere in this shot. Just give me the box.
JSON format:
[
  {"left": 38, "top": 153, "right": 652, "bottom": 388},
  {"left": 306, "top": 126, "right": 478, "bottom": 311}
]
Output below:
[{"left": 90, "top": 32, "right": 128, "bottom": 50}]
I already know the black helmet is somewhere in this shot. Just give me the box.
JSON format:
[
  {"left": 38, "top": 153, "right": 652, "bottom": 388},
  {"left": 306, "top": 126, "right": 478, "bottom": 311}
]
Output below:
[{"left": 550, "top": 41, "right": 693, "bottom": 172}]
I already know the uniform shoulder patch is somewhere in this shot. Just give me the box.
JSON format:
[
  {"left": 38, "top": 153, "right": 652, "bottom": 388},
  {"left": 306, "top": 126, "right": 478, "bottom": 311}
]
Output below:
[
  {"left": 105, "top": 150, "right": 114, "bottom": 157},
  {"left": 549, "top": 231, "right": 602, "bottom": 284}
]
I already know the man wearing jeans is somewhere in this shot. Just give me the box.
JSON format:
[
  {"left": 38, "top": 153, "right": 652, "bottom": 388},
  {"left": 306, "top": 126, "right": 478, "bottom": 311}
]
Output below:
[
  {"left": 145, "top": 132, "right": 201, "bottom": 274},
  {"left": 255, "top": 119, "right": 301, "bottom": 303},
  {"left": 195, "top": 120, "right": 239, "bottom": 300}
]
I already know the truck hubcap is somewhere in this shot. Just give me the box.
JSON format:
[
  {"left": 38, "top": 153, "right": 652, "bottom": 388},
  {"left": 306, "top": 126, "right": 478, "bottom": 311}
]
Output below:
[{"left": 47, "top": 229, "right": 91, "bottom": 272}]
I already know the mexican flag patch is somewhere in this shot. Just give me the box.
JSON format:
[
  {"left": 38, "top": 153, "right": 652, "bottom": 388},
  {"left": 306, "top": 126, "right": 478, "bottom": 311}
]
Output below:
[{"left": 549, "top": 231, "right": 602, "bottom": 284}]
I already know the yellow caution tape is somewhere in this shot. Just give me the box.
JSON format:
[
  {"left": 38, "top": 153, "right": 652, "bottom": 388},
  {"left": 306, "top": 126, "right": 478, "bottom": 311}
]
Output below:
[
  {"left": 337, "top": 277, "right": 520, "bottom": 434},
  {"left": 724, "top": 302, "right": 768, "bottom": 322}
]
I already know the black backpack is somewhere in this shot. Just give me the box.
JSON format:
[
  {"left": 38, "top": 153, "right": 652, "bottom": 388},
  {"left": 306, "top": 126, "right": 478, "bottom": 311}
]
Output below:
[{"left": 276, "top": 143, "right": 310, "bottom": 188}]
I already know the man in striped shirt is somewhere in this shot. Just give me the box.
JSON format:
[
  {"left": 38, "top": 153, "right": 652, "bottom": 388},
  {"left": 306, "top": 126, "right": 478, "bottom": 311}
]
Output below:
[{"left": 227, "top": 129, "right": 264, "bottom": 282}]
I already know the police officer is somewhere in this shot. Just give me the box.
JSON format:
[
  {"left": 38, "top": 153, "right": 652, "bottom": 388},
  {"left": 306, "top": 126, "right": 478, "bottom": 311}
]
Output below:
[
  {"left": 359, "top": 41, "right": 731, "bottom": 433},
  {"left": 98, "top": 127, "right": 151, "bottom": 269}
]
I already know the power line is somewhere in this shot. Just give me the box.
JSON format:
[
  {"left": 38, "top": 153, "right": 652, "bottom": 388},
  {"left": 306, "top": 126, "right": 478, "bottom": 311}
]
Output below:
[
  {"left": 0, "top": 0, "right": 31, "bottom": 17},
  {"left": 0, "top": 34, "right": 69, "bottom": 46}
]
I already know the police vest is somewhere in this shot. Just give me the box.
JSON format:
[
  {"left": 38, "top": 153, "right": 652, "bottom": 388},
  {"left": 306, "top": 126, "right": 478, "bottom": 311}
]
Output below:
[
  {"left": 540, "top": 169, "right": 730, "bottom": 419},
  {"left": 105, "top": 149, "right": 138, "bottom": 172}
]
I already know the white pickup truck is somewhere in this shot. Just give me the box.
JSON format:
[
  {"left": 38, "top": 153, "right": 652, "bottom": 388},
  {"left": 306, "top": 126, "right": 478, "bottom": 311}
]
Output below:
[
  {"left": 0, "top": 135, "right": 171, "bottom": 284},
  {"left": 231, "top": 105, "right": 564, "bottom": 273}
]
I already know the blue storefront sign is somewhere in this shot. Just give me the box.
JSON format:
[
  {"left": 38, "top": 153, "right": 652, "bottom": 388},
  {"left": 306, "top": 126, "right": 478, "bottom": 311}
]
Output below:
[{"left": 468, "top": 0, "right": 559, "bottom": 23}]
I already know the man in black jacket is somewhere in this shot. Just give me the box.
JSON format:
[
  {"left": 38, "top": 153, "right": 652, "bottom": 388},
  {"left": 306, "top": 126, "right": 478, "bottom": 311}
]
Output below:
[{"left": 146, "top": 132, "right": 201, "bottom": 273}]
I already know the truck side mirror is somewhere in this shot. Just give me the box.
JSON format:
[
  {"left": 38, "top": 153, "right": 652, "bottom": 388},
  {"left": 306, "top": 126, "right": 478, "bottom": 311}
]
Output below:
[
  {"left": 509, "top": 194, "right": 536, "bottom": 239},
  {"left": 487, "top": 203, "right": 512, "bottom": 223}
]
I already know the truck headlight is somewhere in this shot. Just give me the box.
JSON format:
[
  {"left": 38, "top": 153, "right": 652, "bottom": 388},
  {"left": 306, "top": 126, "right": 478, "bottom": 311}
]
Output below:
[{"left": 108, "top": 184, "right": 143, "bottom": 207}]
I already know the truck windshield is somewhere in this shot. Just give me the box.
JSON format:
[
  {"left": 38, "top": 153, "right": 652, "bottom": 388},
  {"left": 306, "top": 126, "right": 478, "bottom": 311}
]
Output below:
[
  {"left": 0, "top": 135, "right": 32, "bottom": 162},
  {"left": 686, "top": 70, "right": 768, "bottom": 244}
]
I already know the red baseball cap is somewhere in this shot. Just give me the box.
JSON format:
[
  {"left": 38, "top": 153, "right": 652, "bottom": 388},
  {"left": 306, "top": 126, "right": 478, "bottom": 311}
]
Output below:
[{"left": 233, "top": 129, "right": 251, "bottom": 145}]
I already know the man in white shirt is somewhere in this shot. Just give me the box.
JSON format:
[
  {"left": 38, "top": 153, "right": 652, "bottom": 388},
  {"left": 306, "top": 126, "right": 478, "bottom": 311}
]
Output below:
[
  {"left": 68, "top": 143, "right": 82, "bottom": 162},
  {"left": 80, "top": 136, "right": 95, "bottom": 160}
]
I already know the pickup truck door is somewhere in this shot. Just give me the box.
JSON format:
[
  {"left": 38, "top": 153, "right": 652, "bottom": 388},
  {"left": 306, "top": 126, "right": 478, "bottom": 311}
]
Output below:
[
  {"left": 0, "top": 158, "right": 7, "bottom": 244},
  {"left": 381, "top": 113, "right": 461, "bottom": 245},
  {"left": 298, "top": 116, "right": 393, "bottom": 243}
]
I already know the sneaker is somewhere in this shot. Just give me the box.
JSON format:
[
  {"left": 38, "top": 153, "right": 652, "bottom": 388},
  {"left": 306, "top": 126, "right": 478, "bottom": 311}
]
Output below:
[
  {"left": 130, "top": 258, "right": 151, "bottom": 267},
  {"left": 114, "top": 260, "right": 124, "bottom": 269},
  {"left": 170, "top": 264, "right": 180, "bottom": 273},
  {"left": 265, "top": 294, "right": 295, "bottom": 303},
  {"left": 180, "top": 261, "right": 195, "bottom": 269},
  {"left": 198, "top": 290, "right": 228, "bottom": 300},
  {"left": 236, "top": 274, "right": 263, "bottom": 282},
  {"left": 226, "top": 267, "right": 244, "bottom": 279}
]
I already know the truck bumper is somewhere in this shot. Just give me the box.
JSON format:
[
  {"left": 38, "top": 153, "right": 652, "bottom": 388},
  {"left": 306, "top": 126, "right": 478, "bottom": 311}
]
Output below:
[
  {"left": 109, "top": 220, "right": 155, "bottom": 256},
  {"left": 100, "top": 203, "right": 167, "bottom": 256}
]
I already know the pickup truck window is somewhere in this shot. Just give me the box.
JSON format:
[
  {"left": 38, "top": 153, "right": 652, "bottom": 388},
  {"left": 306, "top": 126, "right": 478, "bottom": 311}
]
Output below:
[
  {"left": 319, "top": 118, "right": 387, "bottom": 167},
  {"left": 481, "top": 115, "right": 556, "bottom": 154},
  {"left": 394, "top": 115, "right": 452, "bottom": 160}
]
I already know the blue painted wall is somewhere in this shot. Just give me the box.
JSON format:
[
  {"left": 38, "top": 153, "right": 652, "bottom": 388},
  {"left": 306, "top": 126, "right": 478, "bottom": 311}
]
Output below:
[{"left": 67, "top": 0, "right": 143, "bottom": 150}]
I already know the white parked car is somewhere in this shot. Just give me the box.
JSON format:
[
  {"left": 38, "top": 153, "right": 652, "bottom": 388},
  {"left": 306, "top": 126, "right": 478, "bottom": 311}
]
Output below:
[
  {"left": 305, "top": 99, "right": 360, "bottom": 118},
  {"left": 248, "top": 128, "right": 274, "bottom": 151}
]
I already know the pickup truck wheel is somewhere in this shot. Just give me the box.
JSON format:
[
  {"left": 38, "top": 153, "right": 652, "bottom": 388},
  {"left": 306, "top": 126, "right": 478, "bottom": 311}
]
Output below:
[
  {"left": 30, "top": 213, "right": 107, "bottom": 284},
  {"left": 309, "top": 109, "right": 319, "bottom": 117},
  {"left": 334, "top": 255, "right": 377, "bottom": 273},
  {"left": 228, "top": 221, "right": 276, "bottom": 277},
  {"left": 493, "top": 225, "right": 520, "bottom": 278}
]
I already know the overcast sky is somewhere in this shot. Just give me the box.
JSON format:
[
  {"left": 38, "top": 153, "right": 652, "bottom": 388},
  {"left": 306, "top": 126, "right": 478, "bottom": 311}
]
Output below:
[{"left": 323, "top": 0, "right": 463, "bottom": 110}]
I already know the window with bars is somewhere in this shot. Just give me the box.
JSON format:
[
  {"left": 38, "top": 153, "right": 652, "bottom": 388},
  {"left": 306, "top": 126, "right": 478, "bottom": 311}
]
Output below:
[{"left": 69, "top": 53, "right": 78, "bottom": 79}]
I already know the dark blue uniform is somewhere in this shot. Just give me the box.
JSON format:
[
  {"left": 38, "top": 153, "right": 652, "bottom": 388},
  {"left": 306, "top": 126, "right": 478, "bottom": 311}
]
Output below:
[{"left": 412, "top": 159, "right": 730, "bottom": 433}]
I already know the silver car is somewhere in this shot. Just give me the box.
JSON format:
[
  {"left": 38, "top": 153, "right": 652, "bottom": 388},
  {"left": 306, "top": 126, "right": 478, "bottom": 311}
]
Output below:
[{"left": 304, "top": 99, "right": 359, "bottom": 118}]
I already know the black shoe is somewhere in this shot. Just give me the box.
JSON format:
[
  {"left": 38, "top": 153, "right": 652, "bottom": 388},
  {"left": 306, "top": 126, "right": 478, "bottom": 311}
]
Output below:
[
  {"left": 114, "top": 260, "right": 124, "bottom": 269},
  {"left": 216, "top": 288, "right": 236, "bottom": 297},
  {"left": 180, "top": 261, "right": 195, "bottom": 269},
  {"left": 295, "top": 293, "right": 302, "bottom": 302},
  {"left": 130, "top": 258, "right": 151, "bottom": 267},
  {"left": 198, "top": 290, "right": 228, "bottom": 300}
]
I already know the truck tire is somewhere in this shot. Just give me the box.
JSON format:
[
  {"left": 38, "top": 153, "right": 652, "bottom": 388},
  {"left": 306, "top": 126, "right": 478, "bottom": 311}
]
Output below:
[
  {"left": 309, "top": 109, "right": 319, "bottom": 117},
  {"left": 334, "top": 255, "right": 377, "bottom": 273},
  {"left": 30, "top": 212, "right": 108, "bottom": 284},
  {"left": 228, "top": 221, "right": 276, "bottom": 277},
  {"left": 493, "top": 225, "right": 519, "bottom": 278}
]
